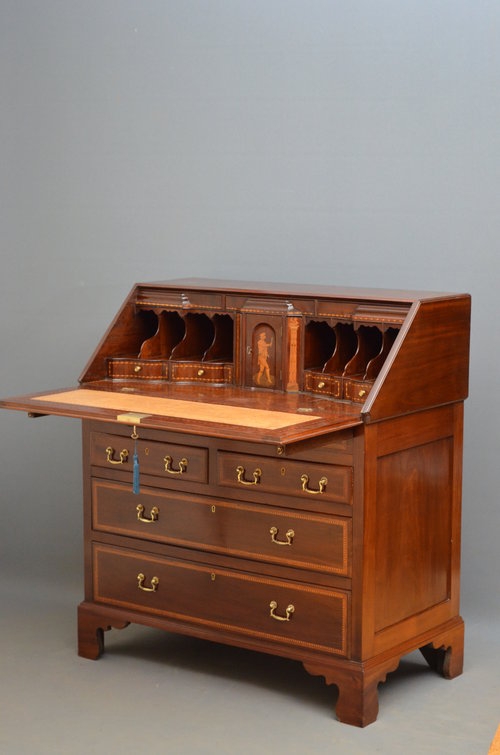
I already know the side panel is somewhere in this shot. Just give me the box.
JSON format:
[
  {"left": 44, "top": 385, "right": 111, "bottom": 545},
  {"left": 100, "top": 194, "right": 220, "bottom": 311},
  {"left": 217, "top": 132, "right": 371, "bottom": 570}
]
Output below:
[
  {"left": 360, "top": 404, "right": 463, "bottom": 659},
  {"left": 374, "top": 437, "right": 452, "bottom": 630}
]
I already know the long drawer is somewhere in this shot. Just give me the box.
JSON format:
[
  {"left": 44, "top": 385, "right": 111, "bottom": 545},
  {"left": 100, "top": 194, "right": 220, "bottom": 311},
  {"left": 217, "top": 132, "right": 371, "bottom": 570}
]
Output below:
[
  {"left": 91, "top": 480, "right": 351, "bottom": 576},
  {"left": 217, "top": 452, "right": 352, "bottom": 505},
  {"left": 93, "top": 543, "right": 349, "bottom": 656},
  {"left": 90, "top": 431, "right": 208, "bottom": 484}
]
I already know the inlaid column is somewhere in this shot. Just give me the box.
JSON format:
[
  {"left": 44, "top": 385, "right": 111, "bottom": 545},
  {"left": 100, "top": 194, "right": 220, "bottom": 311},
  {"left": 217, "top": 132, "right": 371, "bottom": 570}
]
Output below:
[{"left": 286, "top": 317, "right": 301, "bottom": 391}]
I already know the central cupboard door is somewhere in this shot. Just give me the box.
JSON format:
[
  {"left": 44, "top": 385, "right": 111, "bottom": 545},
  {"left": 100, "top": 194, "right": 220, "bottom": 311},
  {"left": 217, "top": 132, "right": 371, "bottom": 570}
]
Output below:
[{"left": 243, "top": 315, "right": 283, "bottom": 390}]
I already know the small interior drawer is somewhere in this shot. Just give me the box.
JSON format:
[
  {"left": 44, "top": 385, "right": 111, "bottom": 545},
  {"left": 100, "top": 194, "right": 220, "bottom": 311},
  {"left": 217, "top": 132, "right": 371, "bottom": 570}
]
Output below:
[
  {"left": 107, "top": 359, "right": 165, "bottom": 380},
  {"left": 91, "top": 479, "right": 351, "bottom": 576},
  {"left": 93, "top": 543, "right": 349, "bottom": 657},
  {"left": 217, "top": 452, "right": 352, "bottom": 505},
  {"left": 343, "top": 378, "right": 373, "bottom": 403},
  {"left": 304, "top": 371, "right": 342, "bottom": 398},
  {"left": 90, "top": 431, "right": 208, "bottom": 484},
  {"left": 170, "top": 362, "right": 233, "bottom": 384}
]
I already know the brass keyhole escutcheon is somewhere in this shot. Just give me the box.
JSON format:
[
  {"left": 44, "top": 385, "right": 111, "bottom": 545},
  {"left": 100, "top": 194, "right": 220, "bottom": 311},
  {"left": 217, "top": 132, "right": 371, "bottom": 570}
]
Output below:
[{"left": 280, "top": 467, "right": 286, "bottom": 476}]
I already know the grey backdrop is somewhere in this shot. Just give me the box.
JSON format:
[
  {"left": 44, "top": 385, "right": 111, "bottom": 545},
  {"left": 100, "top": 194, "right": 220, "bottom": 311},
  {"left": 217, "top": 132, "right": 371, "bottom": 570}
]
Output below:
[{"left": 1, "top": 0, "right": 499, "bottom": 742}]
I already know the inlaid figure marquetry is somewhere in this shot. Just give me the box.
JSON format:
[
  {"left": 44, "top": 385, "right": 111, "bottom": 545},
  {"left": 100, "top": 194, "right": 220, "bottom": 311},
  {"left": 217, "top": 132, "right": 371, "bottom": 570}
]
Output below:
[{"left": 253, "top": 326, "right": 275, "bottom": 387}]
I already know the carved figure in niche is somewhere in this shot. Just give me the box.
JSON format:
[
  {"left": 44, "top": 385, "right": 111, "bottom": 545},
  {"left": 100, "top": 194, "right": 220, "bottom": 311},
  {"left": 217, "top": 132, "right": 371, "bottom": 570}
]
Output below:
[{"left": 254, "top": 328, "right": 275, "bottom": 387}]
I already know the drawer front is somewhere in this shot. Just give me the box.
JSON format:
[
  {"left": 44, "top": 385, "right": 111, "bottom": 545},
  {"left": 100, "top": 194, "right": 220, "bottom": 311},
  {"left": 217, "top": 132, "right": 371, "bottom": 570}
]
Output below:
[
  {"left": 304, "top": 371, "right": 342, "bottom": 398},
  {"left": 170, "top": 362, "right": 233, "bottom": 384},
  {"left": 90, "top": 432, "right": 208, "bottom": 484},
  {"left": 92, "top": 480, "right": 351, "bottom": 576},
  {"left": 344, "top": 378, "right": 373, "bottom": 403},
  {"left": 217, "top": 452, "right": 352, "bottom": 505},
  {"left": 107, "top": 359, "right": 165, "bottom": 380},
  {"left": 93, "top": 544, "right": 349, "bottom": 656}
]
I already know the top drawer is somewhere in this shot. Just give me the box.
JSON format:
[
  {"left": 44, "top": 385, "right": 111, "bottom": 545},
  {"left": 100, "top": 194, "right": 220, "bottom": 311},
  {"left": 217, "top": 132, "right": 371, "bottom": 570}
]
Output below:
[
  {"left": 90, "top": 431, "right": 208, "bottom": 484},
  {"left": 217, "top": 452, "right": 352, "bottom": 505}
]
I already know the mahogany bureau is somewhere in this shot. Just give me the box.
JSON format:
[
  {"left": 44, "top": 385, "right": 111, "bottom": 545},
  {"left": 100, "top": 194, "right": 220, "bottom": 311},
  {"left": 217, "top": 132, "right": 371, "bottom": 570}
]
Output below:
[{"left": 0, "top": 278, "right": 471, "bottom": 726}]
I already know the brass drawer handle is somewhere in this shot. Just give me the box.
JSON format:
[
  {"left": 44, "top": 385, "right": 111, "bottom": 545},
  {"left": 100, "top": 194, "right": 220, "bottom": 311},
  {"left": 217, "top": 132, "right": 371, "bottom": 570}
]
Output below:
[
  {"left": 236, "top": 465, "right": 262, "bottom": 486},
  {"left": 300, "top": 474, "right": 328, "bottom": 495},
  {"left": 105, "top": 446, "right": 129, "bottom": 465},
  {"left": 270, "top": 526, "right": 294, "bottom": 546},
  {"left": 317, "top": 380, "right": 326, "bottom": 389},
  {"left": 137, "top": 573, "right": 159, "bottom": 592},
  {"left": 134, "top": 364, "right": 142, "bottom": 373},
  {"left": 164, "top": 455, "right": 188, "bottom": 475},
  {"left": 197, "top": 368, "right": 205, "bottom": 377},
  {"left": 136, "top": 504, "right": 159, "bottom": 523},
  {"left": 269, "top": 600, "right": 295, "bottom": 622}
]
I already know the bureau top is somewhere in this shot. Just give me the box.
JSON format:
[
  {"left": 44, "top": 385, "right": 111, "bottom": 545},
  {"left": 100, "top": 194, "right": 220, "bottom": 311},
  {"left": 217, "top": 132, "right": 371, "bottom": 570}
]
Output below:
[{"left": 139, "top": 277, "right": 468, "bottom": 305}]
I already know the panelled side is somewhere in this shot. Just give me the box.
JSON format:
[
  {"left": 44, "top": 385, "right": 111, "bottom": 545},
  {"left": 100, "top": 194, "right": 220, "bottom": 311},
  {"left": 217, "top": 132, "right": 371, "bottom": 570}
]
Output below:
[{"left": 360, "top": 404, "right": 464, "bottom": 659}]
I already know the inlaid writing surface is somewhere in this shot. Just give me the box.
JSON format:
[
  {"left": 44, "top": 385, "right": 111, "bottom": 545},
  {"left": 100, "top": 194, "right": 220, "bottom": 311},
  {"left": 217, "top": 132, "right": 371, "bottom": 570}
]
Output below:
[
  {"left": 37, "top": 389, "right": 321, "bottom": 430},
  {"left": 0, "top": 384, "right": 363, "bottom": 445}
]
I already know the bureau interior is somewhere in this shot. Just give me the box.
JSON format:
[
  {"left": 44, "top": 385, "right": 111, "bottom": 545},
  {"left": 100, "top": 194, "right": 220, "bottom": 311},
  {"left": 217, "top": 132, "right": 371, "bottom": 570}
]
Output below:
[{"left": 103, "top": 295, "right": 403, "bottom": 399}]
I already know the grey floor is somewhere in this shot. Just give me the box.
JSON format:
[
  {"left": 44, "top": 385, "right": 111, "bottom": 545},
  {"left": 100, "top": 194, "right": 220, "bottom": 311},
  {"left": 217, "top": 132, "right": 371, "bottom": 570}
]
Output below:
[{"left": 0, "top": 577, "right": 498, "bottom": 755}]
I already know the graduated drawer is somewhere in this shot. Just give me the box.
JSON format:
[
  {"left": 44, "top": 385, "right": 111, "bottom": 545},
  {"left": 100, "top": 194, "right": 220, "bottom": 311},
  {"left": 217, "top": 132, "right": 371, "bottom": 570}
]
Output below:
[
  {"left": 93, "top": 543, "right": 349, "bottom": 657},
  {"left": 217, "top": 452, "right": 352, "bottom": 505},
  {"left": 90, "top": 431, "right": 208, "bottom": 484},
  {"left": 91, "top": 480, "right": 351, "bottom": 576}
]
